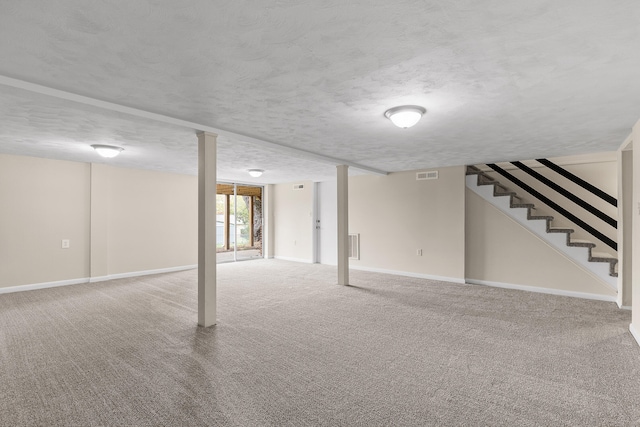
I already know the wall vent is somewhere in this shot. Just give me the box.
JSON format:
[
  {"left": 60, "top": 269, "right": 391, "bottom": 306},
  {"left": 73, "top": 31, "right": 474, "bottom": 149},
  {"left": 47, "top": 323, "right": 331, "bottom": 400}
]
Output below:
[
  {"left": 293, "top": 184, "right": 305, "bottom": 190},
  {"left": 417, "top": 171, "right": 438, "bottom": 180},
  {"left": 348, "top": 233, "right": 360, "bottom": 260}
]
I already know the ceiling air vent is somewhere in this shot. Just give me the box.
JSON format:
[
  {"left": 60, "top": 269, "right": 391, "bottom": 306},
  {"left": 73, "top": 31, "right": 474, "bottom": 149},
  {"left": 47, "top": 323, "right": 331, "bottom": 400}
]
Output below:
[
  {"left": 293, "top": 184, "right": 305, "bottom": 190},
  {"left": 416, "top": 171, "right": 438, "bottom": 180}
]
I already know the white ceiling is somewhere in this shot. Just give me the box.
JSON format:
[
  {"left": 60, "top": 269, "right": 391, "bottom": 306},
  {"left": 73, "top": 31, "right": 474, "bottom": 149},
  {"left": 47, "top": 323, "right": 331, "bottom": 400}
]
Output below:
[{"left": 0, "top": 1, "right": 638, "bottom": 183}]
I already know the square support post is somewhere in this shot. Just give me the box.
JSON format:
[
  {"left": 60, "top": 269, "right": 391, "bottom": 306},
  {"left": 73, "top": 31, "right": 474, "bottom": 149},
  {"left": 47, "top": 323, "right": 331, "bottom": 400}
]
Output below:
[
  {"left": 198, "top": 131, "right": 217, "bottom": 327},
  {"left": 337, "top": 165, "right": 349, "bottom": 285}
]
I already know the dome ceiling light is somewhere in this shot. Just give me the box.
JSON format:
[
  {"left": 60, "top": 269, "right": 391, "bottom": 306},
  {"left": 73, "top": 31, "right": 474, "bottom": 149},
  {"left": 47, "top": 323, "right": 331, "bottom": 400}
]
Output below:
[
  {"left": 384, "top": 105, "right": 426, "bottom": 128},
  {"left": 248, "top": 169, "right": 264, "bottom": 178},
  {"left": 91, "top": 144, "right": 124, "bottom": 158}
]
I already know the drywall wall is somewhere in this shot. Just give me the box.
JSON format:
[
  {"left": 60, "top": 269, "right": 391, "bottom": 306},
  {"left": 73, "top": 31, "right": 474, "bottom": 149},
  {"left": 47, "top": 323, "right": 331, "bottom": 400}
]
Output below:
[
  {"left": 0, "top": 154, "right": 91, "bottom": 287},
  {"left": 465, "top": 189, "right": 615, "bottom": 298},
  {"left": 90, "top": 163, "right": 110, "bottom": 278},
  {"left": 103, "top": 166, "right": 197, "bottom": 275},
  {"left": 347, "top": 166, "right": 466, "bottom": 281},
  {"left": 631, "top": 121, "right": 640, "bottom": 339},
  {"left": 273, "top": 181, "right": 314, "bottom": 262},
  {"left": 0, "top": 154, "right": 198, "bottom": 289}
]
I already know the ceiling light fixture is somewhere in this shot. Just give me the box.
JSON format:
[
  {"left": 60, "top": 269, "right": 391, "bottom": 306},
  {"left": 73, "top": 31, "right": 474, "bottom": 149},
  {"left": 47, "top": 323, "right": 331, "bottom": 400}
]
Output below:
[
  {"left": 248, "top": 169, "right": 264, "bottom": 178},
  {"left": 91, "top": 144, "right": 124, "bottom": 158},
  {"left": 384, "top": 105, "right": 426, "bottom": 128}
]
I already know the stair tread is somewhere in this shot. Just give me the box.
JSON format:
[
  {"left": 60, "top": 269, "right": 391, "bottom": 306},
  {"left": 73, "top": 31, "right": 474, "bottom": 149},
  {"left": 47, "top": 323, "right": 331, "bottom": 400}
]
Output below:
[
  {"left": 568, "top": 239, "right": 596, "bottom": 247},
  {"left": 548, "top": 227, "right": 573, "bottom": 232},
  {"left": 591, "top": 252, "right": 617, "bottom": 260}
]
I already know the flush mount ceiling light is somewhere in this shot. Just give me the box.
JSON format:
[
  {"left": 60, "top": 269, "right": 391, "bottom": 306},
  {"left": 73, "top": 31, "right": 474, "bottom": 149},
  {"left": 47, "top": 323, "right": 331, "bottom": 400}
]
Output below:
[
  {"left": 384, "top": 105, "right": 427, "bottom": 128},
  {"left": 248, "top": 169, "right": 264, "bottom": 178},
  {"left": 91, "top": 144, "right": 124, "bottom": 158}
]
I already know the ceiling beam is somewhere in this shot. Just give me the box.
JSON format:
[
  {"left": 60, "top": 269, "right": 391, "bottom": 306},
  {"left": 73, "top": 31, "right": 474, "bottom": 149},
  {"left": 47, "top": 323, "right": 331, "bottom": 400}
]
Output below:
[{"left": 0, "top": 75, "right": 388, "bottom": 176}]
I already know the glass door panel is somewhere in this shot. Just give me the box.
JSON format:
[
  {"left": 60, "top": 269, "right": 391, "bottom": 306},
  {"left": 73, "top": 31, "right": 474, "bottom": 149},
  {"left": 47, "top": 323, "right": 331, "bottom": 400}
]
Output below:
[{"left": 216, "top": 183, "right": 262, "bottom": 263}]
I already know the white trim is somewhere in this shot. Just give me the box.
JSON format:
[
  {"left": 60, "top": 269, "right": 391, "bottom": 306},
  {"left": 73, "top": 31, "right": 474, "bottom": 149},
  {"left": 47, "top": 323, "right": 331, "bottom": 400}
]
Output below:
[
  {"left": 0, "top": 277, "right": 90, "bottom": 294},
  {"left": 0, "top": 75, "right": 387, "bottom": 176},
  {"left": 349, "top": 265, "right": 466, "bottom": 284},
  {"left": 630, "top": 324, "right": 640, "bottom": 347},
  {"left": 620, "top": 133, "right": 633, "bottom": 151},
  {"left": 274, "top": 256, "right": 314, "bottom": 264},
  {"left": 89, "top": 264, "right": 197, "bottom": 282},
  {"left": 465, "top": 278, "right": 616, "bottom": 302},
  {"left": 621, "top": 306, "right": 632, "bottom": 310},
  {"left": 0, "top": 265, "right": 197, "bottom": 294}
]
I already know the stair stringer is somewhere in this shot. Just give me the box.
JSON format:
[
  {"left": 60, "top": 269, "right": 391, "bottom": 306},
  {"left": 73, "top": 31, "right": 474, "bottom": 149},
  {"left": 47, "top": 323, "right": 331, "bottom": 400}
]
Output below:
[{"left": 466, "top": 174, "right": 617, "bottom": 290}]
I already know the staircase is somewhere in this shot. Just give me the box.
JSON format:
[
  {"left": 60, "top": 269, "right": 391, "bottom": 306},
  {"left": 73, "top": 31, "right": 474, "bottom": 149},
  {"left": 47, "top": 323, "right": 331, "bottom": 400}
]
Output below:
[{"left": 466, "top": 165, "right": 618, "bottom": 289}]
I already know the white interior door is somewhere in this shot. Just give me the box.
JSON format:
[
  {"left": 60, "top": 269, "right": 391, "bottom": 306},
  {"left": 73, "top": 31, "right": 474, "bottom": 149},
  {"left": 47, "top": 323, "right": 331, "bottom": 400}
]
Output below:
[{"left": 317, "top": 181, "right": 337, "bottom": 265}]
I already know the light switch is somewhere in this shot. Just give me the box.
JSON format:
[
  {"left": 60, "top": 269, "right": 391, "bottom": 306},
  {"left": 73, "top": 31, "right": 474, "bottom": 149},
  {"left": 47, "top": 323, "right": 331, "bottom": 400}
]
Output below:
[{"left": 61, "top": 239, "right": 70, "bottom": 249}]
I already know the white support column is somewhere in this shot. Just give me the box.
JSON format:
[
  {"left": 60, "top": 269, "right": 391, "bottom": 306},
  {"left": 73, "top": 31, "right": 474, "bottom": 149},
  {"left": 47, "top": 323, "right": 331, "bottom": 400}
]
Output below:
[
  {"left": 263, "top": 184, "right": 275, "bottom": 259},
  {"left": 198, "top": 131, "right": 217, "bottom": 327},
  {"left": 337, "top": 165, "right": 349, "bottom": 285},
  {"left": 618, "top": 141, "right": 633, "bottom": 308}
]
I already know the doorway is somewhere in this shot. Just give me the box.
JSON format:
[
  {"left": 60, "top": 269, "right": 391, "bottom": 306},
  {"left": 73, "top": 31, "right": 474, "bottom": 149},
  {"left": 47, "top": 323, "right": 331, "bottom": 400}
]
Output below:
[{"left": 216, "top": 182, "right": 263, "bottom": 263}]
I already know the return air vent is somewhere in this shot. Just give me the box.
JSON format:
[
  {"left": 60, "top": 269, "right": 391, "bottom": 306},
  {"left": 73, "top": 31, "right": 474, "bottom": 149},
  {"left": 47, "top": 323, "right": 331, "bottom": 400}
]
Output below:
[
  {"left": 293, "top": 184, "right": 305, "bottom": 190},
  {"left": 348, "top": 233, "right": 360, "bottom": 260},
  {"left": 417, "top": 171, "right": 438, "bottom": 180}
]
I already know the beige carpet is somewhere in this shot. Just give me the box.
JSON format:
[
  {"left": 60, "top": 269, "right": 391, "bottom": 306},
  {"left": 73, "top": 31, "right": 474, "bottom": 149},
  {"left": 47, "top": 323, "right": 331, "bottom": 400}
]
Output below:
[{"left": 1, "top": 259, "right": 639, "bottom": 426}]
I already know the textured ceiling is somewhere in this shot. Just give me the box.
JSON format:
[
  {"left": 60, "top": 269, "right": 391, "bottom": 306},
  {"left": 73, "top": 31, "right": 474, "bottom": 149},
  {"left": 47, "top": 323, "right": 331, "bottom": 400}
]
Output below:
[
  {"left": 0, "top": 85, "right": 347, "bottom": 183},
  {"left": 0, "top": 0, "right": 639, "bottom": 182}
]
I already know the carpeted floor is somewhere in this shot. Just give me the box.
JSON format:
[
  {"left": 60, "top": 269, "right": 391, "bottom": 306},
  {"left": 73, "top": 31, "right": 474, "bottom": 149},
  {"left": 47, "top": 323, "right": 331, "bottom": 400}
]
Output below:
[{"left": 1, "top": 259, "right": 639, "bottom": 426}]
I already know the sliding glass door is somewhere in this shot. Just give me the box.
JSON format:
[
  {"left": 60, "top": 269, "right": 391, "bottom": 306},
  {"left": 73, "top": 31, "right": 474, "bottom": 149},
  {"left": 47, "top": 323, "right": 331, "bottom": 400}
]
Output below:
[{"left": 216, "top": 182, "right": 263, "bottom": 263}]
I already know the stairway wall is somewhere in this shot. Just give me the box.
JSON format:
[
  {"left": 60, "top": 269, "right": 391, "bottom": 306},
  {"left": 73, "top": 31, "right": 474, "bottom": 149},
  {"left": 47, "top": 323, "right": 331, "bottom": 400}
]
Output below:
[
  {"left": 465, "top": 188, "right": 616, "bottom": 299},
  {"left": 479, "top": 153, "right": 618, "bottom": 256}
]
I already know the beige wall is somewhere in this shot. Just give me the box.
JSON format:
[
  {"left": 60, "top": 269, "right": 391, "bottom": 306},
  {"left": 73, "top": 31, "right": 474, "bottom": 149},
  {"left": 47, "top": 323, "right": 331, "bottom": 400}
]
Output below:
[
  {"left": 632, "top": 121, "right": 640, "bottom": 331},
  {"left": 0, "top": 154, "right": 91, "bottom": 287},
  {"left": 348, "top": 166, "right": 466, "bottom": 281},
  {"left": 0, "top": 154, "right": 198, "bottom": 288},
  {"left": 103, "top": 166, "right": 197, "bottom": 275},
  {"left": 465, "top": 189, "right": 615, "bottom": 298},
  {"left": 273, "top": 181, "right": 314, "bottom": 262}
]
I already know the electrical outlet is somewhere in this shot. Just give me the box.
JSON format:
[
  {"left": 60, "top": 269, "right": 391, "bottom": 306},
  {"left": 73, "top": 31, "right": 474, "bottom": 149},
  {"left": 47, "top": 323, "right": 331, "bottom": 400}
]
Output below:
[
  {"left": 417, "top": 249, "right": 422, "bottom": 256},
  {"left": 61, "top": 239, "right": 70, "bottom": 249}
]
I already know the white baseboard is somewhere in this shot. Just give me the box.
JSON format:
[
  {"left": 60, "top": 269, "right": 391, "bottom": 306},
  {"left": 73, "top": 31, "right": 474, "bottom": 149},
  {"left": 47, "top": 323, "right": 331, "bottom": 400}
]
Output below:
[
  {"left": 349, "top": 265, "right": 466, "bottom": 284},
  {"left": 0, "top": 265, "right": 197, "bottom": 295},
  {"left": 621, "top": 306, "right": 632, "bottom": 311},
  {"left": 274, "top": 256, "right": 313, "bottom": 264},
  {"left": 630, "top": 324, "right": 640, "bottom": 347},
  {"left": 89, "top": 264, "right": 197, "bottom": 282},
  {"left": 0, "top": 277, "right": 90, "bottom": 295},
  {"left": 465, "top": 278, "right": 616, "bottom": 303}
]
